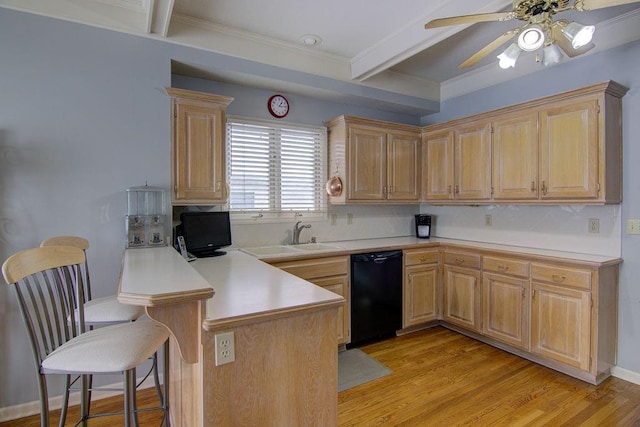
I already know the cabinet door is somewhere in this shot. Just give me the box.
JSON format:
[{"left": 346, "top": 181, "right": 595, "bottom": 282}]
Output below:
[
  {"left": 387, "top": 131, "right": 420, "bottom": 201},
  {"left": 443, "top": 265, "right": 481, "bottom": 331},
  {"left": 404, "top": 264, "right": 438, "bottom": 328},
  {"left": 454, "top": 121, "right": 492, "bottom": 200},
  {"left": 531, "top": 282, "right": 591, "bottom": 370},
  {"left": 174, "top": 102, "right": 226, "bottom": 203},
  {"left": 422, "top": 130, "right": 454, "bottom": 200},
  {"left": 492, "top": 113, "right": 539, "bottom": 200},
  {"left": 482, "top": 273, "right": 529, "bottom": 349},
  {"left": 348, "top": 127, "right": 387, "bottom": 200},
  {"left": 539, "top": 98, "right": 599, "bottom": 200},
  {"left": 314, "top": 275, "right": 350, "bottom": 345}
]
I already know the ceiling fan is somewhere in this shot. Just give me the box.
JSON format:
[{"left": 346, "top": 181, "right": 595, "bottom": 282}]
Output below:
[{"left": 425, "top": 0, "right": 640, "bottom": 69}]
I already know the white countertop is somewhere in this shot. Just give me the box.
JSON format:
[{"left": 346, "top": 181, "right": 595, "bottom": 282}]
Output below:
[
  {"left": 249, "top": 236, "right": 621, "bottom": 265},
  {"left": 191, "top": 251, "right": 344, "bottom": 330}
]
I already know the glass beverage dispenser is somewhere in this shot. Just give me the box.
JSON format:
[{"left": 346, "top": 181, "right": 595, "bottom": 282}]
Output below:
[{"left": 125, "top": 185, "right": 168, "bottom": 248}]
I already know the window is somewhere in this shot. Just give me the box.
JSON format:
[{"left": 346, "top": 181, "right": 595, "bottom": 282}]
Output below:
[{"left": 227, "top": 116, "right": 327, "bottom": 216}]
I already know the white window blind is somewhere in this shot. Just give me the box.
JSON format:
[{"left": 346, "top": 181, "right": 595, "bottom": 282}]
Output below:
[{"left": 227, "top": 116, "right": 327, "bottom": 214}]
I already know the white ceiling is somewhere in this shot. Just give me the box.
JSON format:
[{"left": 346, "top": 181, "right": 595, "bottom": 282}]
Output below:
[{"left": 2, "top": 0, "right": 639, "bottom": 115}]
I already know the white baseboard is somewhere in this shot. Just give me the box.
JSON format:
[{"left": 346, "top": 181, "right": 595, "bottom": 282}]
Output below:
[
  {"left": 0, "top": 376, "right": 160, "bottom": 423},
  {"left": 611, "top": 366, "right": 640, "bottom": 385}
]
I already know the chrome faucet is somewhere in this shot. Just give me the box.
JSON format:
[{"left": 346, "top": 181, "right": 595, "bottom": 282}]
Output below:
[{"left": 292, "top": 221, "right": 311, "bottom": 245}]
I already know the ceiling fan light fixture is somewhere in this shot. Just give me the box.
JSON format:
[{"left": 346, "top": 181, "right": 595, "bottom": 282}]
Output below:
[
  {"left": 542, "top": 43, "right": 564, "bottom": 66},
  {"left": 497, "top": 43, "right": 522, "bottom": 69},
  {"left": 561, "top": 22, "right": 595, "bottom": 49},
  {"left": 517, "top": 25, "right": 545, "bottom": 51}
]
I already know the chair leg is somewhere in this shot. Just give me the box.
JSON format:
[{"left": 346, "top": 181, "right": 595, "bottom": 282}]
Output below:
[
  {"left": 152, "top": 351, "right": 163, "bottom": 405},
  {"left": 162, "top": 339, "right": 170, "bottom": 427},
  {"left": 58, "top": 375, "right": 72, "bottom": 427},
  {"left": 80, "top": 374, "right": 89, "bottom": 427},
  {"left": 36, "top": 373, "right": 49, "bottom": 427},
  {"left": 124, "top": 369, "right": 134, "bottom": 427}
]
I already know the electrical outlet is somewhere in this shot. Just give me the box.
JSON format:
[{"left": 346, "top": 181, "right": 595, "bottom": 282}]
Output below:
[
  {"left": 588, "top": 218, "right": 600, "bottom": 234},
  {"left": 485, "top": 215, "right": 492, "bottom": 227},
  {"left": 347, "top": 213, "right": 353, "bottom": 225},
  {"left": 627, "top": 219, "right": 640, "bottom": 235},
  {"left": 215, "top": 331, "right": 235, "bottom": 366}
]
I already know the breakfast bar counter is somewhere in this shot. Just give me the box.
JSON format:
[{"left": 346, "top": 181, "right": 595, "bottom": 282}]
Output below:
[{"left": 118, "top": 247, "right": 344, "bottom": 427}]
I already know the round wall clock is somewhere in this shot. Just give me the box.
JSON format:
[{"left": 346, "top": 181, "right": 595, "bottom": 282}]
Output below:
[{"left": 268, "top": 94, "right": 290, "bottom": 118}]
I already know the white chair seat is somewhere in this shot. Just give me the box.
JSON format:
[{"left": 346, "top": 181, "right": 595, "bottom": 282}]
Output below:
[
  {"left": 42, "top": 321, "right": 170, "bottom": 375},
  {"left": 83, "top": 295, "right": 145, "bottom": 324}
]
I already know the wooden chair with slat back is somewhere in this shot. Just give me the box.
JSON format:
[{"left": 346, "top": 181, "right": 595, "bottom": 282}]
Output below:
[{"left": 2, "top": 245, "right": 170, "bottom": 427}]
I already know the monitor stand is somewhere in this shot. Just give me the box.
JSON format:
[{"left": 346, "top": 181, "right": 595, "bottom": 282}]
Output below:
[{"left": 193, "top": 249, "right": 227, "bottom": 258}]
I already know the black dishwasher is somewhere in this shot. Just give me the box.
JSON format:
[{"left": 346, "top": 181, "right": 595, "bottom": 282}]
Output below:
[{"left": 350, "top": 250, "right": 403, "bottom": 345}]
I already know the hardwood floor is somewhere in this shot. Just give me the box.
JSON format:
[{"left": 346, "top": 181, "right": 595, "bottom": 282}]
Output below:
[{"left": 3, "top": 326, "right": 640, "bottom": 426}]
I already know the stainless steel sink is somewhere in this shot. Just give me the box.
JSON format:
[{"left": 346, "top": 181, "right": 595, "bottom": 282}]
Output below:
[{"left": 240, "top": 243, "right": 340, "bottom": 257}]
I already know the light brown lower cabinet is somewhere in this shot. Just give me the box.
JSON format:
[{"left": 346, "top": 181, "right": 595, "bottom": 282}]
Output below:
[
  {"left": 482, "top": 272, "right": 529, "bottom": 350},
  {"left": 403, "top": 249, "right": 439, "bottom": 328},
  {"left": 442, "top": 251, "right": 482, "bottom": 332},
  {"left": 268, "top": 256, "right": 351, "bottom": 345}
]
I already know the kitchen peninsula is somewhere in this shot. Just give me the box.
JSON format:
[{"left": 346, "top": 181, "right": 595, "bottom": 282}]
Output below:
[
  {"left": 118, "top": 247, "right": 344, "bottom": 426},
  {"left": 119, "top": 235, "right": 621, "bottom": 425}
]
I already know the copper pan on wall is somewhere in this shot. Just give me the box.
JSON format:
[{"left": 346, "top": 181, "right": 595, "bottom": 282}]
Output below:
[{"left": 325, "top": 176, "right": 343, "bottom": 197}]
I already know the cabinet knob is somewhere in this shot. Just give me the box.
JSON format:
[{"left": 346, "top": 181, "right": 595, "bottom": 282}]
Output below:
[
  {"left": 552, "top": 274, "right": 566, "bottom": 282},
  {"left": 420, "top": 256, "right": 427, "bottom": 262},
  {"left": 542, "top": 181, "right": 548, "bottom": 195},
  {"left": 531, "top": 181, "right": 537, "bottom": 192},
  {"left": 455, "top": 258, "right": 465, "bottom": 264},
  {"left": 448, "top": 185, "right": 452, "bottom": 194},
  {"left": 498, "top": 265, "right": 509, "bottom": 271},
  {"left": 454, "top": 185, "right": 459, "bottom": 194}
]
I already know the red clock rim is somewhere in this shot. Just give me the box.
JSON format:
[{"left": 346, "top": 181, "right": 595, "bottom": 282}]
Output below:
[{"left": 268, "top": 94, "right": 289, "bottom": 118}]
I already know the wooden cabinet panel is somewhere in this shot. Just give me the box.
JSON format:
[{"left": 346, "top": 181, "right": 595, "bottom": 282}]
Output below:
[
  {"left": 482, "top": 272, "right": 529, "bottom": 349},
  {"left": 270, "top": 256, "right": 349, "bottom": 280},
  {"left": 314, "top": 275, "right": 350, "bottom": 344},
  {"left": 422, "top": 130, "right": 454, "bottom": 200},
  {"left": 404, "top": 264, "right": 439, "bottom": 327},
  {"left": 443, "top": 251, "right": 481, "bottom": 270},
  {"left": 539, "top": 98, "right": 599, "bottom": 200},
  {"left": 348, "top": 126, "right": 387, "bottom": 200},
  {"left": 443, "top": 265, "right": 481, "bottom": 331},
  {"left": 167, "top": 88, "right": 233, "bottom": 205},
  {"left": 492, "top": 113, "right": 539, "bottom": 200},
  {"left": 327, "top": 116, "right": 421, "bottom": 204},
  {"left": 455, "top": 121, "right": 492, "bottom": 200},
  {"left": 270, "top": 256, "right": 350, "bottom": 345},
  {"left": 404, "top": 248, "right": 439, "bottom": 266},
  {"left": 531, "top": 282, "right": 591, "bottom": 370},
  {"left": 483, "top": 256, "right": 529, "bottom": 278},
  {"left": 387, "top": 132, "right": 420, "bottom": 201}
]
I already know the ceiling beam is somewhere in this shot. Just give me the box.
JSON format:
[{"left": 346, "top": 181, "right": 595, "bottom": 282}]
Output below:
[{"left": 350, "top": 0, "right": 512, "bottom": 81}]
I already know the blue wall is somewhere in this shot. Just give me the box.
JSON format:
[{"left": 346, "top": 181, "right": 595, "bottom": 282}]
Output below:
[{"left": 1, "top": 4, "right": 640, "bottom": 413}]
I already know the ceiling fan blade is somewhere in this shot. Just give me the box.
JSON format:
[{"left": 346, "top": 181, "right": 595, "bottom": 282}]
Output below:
[
  {"left": 425, "top": 12, "right": 516, "bottom": 29},
  {"left": 458, "top": 29, "right": 520, "bottom": 68},
  {"left": 551, "top": 22, "right": 596, "bottom": 57},
  {"left": 576, "top": 0, "right": 640, "bottom": 11}
]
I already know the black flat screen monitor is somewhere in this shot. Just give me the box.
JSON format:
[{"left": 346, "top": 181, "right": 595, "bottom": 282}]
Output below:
[{"left": 179, "top": 211, "right": 232, "bottom": 258}]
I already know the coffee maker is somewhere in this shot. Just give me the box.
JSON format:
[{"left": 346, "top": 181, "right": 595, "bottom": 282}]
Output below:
[{"left": 415, "top": 214, "right": 432, "bottom": 239}]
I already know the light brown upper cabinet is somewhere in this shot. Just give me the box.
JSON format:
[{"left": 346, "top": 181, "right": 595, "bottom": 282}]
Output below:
[
  {"left": 166, "top": 88, "right": 233, "bottom": 205},
  {"left": 492, "top": 112, "right": 539, "bottom": 200},
  {"left": 327, "top": 115, "right": 421, "bottom": 204},
  {"left": 423, "top": 121, "right": 492, "bottom": 201},
  {"left": 423, "top": 81, "right": 627, "bottom": 205}
]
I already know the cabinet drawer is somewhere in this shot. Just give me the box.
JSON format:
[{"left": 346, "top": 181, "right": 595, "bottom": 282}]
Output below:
[
  {"left": 270, "top": 256, "right": 349, "bottom": 280},
  {"left": 444, "top": 252, "right": 481, "bottom": 269},
  {"left": 404, "top": 248, "right": 439, "bottom": 266},
  {"left": 531, "top": 264, "right": 592, "bottom": 290},
  {"left": 483, "top": 256, "right": 529, "bottom": 278}
]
